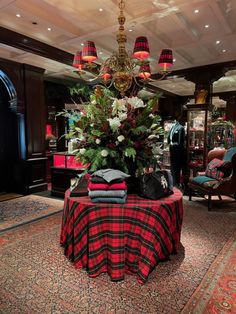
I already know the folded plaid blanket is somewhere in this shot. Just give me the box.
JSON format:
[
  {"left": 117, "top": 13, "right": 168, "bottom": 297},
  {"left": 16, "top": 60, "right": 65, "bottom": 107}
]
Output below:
[
  {"left": 89, "top": 189, "right": 127, "bottom": 198},
  {"left": 88, "top": 181, "right": 127, "bottom": 191}
]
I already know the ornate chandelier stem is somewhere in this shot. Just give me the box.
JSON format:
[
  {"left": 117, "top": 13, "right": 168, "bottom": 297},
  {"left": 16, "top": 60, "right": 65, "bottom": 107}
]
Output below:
[{"left": 117, "top": 0, "right": 127, "bottom": 61}]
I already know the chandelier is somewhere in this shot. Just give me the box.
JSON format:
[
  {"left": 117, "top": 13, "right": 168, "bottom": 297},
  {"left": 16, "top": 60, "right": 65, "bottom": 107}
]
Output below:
[{"left": 72, "top": 0, "right": 173, "bottom": 96}]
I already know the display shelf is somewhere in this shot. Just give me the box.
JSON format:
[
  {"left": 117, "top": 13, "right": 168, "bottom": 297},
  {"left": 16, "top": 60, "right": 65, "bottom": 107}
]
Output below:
[
  {"left": 186, "top": 104, "right": 211, "bottom": 177},
  {"left": 51, "top": 152, "right": 87, "bottom": 197}
]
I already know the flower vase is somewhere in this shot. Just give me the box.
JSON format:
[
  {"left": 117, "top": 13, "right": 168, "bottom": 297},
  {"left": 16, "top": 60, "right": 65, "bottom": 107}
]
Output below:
[{"left": 125, "top": 158, "right": 140, "bottom": 194}]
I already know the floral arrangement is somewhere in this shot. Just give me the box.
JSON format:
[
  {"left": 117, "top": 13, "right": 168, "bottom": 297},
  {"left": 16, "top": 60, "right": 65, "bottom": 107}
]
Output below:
[{"left": 62, "top": 86, "right": 163, "bottom": 175}]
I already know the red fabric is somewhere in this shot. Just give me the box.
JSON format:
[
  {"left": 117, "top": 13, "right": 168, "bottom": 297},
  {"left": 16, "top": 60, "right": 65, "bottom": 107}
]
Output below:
[
  {"left": 60, "top": 188, "right": 183, "bottom": 284},
  {"left": 88, "top": 181, "right": 127, "bottom": 191}
]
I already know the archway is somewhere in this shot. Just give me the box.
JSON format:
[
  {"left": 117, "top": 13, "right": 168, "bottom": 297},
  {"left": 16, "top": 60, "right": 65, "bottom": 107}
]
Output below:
[{"left": 0, "top": 70, "right": 24, "bottom": 192}]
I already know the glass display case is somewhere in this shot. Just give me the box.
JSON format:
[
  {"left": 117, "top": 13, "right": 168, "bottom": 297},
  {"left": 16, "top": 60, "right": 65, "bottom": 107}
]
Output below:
[
  {"left": 161, "top": 120, "right": 176, "bottom": 169},
  {"left": 208, "top": 121, "right": 235, "bottom": 149},
  {"left": 53, "top": 152, "right": 86, "bottom": 169},
  {"left": 51, "top": 152, "right": 87, "bottom": 197},
  {"left": 186, "top": 104, "right": 212, "bottom": 177}
]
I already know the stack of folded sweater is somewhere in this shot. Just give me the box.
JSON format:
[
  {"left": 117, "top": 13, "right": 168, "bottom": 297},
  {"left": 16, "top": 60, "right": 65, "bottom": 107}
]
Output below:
[{"left": 88, "top": 169, "right": 130, "bottom": 204}]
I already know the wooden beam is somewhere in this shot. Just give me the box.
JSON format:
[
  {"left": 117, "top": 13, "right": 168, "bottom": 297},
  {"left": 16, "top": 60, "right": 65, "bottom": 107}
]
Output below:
[{"left": 0, "top": 27, "right": 74, "bottom": 66}]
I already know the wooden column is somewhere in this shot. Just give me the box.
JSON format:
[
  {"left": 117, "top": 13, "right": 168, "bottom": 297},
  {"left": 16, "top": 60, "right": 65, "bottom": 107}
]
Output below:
[{"left": 23, "top": 64, "right": 48, "bottom": 193}]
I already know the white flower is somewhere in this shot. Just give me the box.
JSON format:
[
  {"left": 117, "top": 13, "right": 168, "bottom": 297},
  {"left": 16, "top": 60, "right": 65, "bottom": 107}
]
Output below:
[
  {"left": 107, "top": 117, "right": 121, "bottom": 131},
  {"left": 79, "top": 148, "right": 86, "bottom": 155},
  {"left": 117, "top": 135, "right": 125, "bottom": 142},
  {"left": 112, "top": 98, "right": 127, "bottom": 115},
  {"left": 149, "top": 113, "right": 155, "bottom": 118},
  {"left": 118, "top": 112, "right": 127, "bottom": 121},
  {"left": 101, "top": 149, "right": 108, "bottom": 157},
  {"left": 95, "top": 138, "right": 101, "bottom": 144},
  {"left": 128, "top": 96, "right": 146, "bottom": 109}
]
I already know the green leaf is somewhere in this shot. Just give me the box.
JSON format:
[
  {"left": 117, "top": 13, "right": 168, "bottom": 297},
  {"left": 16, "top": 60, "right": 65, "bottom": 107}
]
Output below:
[
  {"left": 131, "top": 125, "right": 147, "bottom": 135},
  {"left": 124, "top": 147, "right": 136, "bottom": 161}
]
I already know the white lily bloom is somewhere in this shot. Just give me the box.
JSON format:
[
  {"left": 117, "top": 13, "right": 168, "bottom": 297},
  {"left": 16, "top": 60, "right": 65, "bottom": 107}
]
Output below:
[
  {"left": 112, "top": 98, "right": 127, "bottom": 115},
  {"left": 128, "top": 96, "right": 146, "bottom": 109},
  {"left": 107, "top": 117, "right": 121, "bottom": 131},
  {"left": 118, "top": 112, "right": 127, "bottom": 121}
]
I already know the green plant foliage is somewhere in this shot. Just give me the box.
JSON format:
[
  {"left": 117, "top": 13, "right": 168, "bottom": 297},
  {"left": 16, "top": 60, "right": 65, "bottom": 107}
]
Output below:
[{"left": 61, "top": 86, "right": 163, "bottom": 174}]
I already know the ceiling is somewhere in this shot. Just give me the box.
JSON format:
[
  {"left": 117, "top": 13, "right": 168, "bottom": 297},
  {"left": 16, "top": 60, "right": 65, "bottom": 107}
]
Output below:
[{"left": 0, "top": 0, "right": 236, "bottom": 96}]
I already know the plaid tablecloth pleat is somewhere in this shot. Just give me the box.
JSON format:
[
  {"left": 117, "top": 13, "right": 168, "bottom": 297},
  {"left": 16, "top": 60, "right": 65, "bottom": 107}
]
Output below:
[{"left": 60, "top": 188, "right": 183, "bottom": 284}]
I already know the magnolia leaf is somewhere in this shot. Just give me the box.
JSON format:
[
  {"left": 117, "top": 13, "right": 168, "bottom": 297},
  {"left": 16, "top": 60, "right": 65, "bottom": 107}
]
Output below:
[
  {"left": 109, "top": 149, "right": 119, "bottom": 158},
  {"left": 91, "top": 129, "right": 103, "bottom": 136},
  {"left": 65, "top": 131, "right": 76, "bottom": 139},
  {"left": 124, "top": 147, "right": 136, "bottom": 161},
  {"left": 75, "top": 127, "right": 83, "bottom": 133},
  {"left": 131, "top": 125, "right": 147, "bottom": 135}
]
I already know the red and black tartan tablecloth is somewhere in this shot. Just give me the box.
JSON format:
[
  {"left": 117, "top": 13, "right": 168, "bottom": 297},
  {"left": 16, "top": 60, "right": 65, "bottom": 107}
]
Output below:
[{"left": 60, "top": 188, "right": 183, "bottom": 284}]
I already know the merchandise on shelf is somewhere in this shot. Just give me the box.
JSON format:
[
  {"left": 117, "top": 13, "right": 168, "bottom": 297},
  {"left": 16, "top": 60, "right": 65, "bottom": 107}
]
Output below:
[
  {"left": 53, "top": 152, "right": 87, "bottom": 169},
  {"left": 208, "top": 120, "right": 235, "bottom": 149}
]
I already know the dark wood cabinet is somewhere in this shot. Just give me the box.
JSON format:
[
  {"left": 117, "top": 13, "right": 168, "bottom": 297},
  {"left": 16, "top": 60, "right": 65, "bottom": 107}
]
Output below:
[
  {"left": 51, "top": 167, "right": 82, "bottom": 197},
  {"left": 50, "top": 152, "right": 86, "bottom": 197}
]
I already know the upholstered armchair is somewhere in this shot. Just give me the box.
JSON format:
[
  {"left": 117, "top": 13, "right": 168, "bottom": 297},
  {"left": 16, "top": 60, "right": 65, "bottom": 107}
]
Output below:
[{"left": 188, "top": 147, "right": 236, "bottom": 210}]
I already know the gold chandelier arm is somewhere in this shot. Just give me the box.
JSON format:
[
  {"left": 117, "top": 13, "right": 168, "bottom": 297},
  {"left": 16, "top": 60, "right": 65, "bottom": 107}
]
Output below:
[{"left": 72, "top": 0, "right": 173, "bottom": 96}]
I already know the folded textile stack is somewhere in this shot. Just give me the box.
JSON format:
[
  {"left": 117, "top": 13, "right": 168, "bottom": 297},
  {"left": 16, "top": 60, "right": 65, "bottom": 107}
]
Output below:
[{"left": 88, "top": 169, "right": 130, "bottom": 204}]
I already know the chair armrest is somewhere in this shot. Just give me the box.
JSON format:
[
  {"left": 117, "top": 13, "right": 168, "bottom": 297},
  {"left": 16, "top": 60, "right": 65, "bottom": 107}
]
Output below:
[
  {"left": 197, "top": 171, "right": 206, "bottom": 176},
  {"left": 212, "top": 175, "right": 232, "bottom": 189}
]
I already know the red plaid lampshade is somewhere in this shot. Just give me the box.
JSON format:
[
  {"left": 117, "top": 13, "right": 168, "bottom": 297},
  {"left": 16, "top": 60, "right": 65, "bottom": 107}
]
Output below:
[
  {"left": 73, "top": 51, "right": 87, "bottom": 70},
  {"left": 158, "top": 49, "right": 173, "bottom": 68},
  {"left": 138, "top": 63, "right": 151, "bottom": 79},
  {"left": 82, "top": 41, "right": 98, "bottom": 62},
  {"left": 133, "top": 36, "right": 150, "bottom": 60}
]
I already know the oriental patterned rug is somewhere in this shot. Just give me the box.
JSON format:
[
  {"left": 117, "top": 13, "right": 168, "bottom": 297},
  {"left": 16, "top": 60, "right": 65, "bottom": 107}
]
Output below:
[
  {"left": 0, "top": 195, "right": 63, "bottom": 233},
  {"left": 0, "top": 198, "right": 236, "bottom": 313},
  {"left": 181, "top": 232, "right": 236, "bottom": 314}
]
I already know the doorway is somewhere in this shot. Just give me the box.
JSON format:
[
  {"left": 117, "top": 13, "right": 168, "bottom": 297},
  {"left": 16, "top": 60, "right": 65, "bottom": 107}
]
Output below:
[{"left": 0, "top": 71, "right": 19, "bottom": 193}]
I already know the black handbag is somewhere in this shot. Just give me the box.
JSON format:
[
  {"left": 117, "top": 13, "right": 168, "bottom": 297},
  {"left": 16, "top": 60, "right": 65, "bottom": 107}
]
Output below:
[
  {"left": 70, "top": 174, "right": 89, "bottom": 197},
  {"left": 139, "top": 170, "right": 174, "bottom": 200}
]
